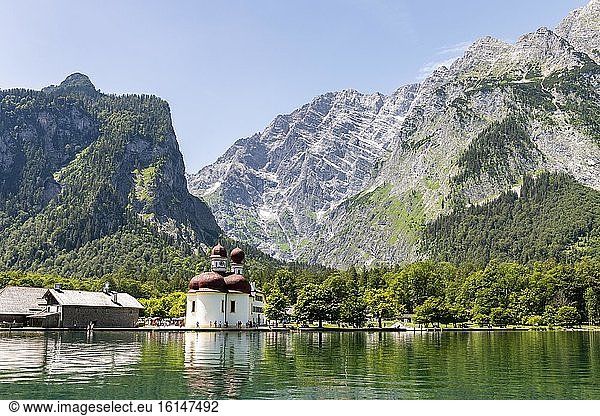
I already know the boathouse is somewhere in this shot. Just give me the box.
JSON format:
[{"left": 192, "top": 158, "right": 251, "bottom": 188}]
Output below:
[
  {"left": 0, "top": 286, "right": 52, "bottom": 327},
  {"left": 186, "top": 245, "right": 265, "bottom": 328},
  {"left": 0, "top": 284, "right": 143, "bottom": 328},
  {"left": 43, "top": 285, "right": 144, "bottom": 328}
]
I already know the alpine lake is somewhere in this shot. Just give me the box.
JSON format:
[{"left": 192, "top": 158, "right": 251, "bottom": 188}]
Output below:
[{"left": 1, "top": 329, "right": 600, "bottom": 400}]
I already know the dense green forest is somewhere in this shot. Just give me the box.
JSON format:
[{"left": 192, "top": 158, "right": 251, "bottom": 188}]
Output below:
[
  {"left": 453, "top": 114, "right": 537, "bottom": 186},
  {"left": 426, "top": 173, "right": 600, "bottom": 265},
  {"left": 261, "top": 257, "right": 600, "bottom": 328},
  {"left": 0, "top": 75, "right": 219, "bottom": 282},
  {"left": 5, "top": 256, "right": 599, "bottom": 328}
]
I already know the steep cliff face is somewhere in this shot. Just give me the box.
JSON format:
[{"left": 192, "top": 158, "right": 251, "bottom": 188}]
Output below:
[
  {"left": 188, "top": 85, "right": 418, "bottom": 260},
  {"left": 0, "top": 74, "right": 220, "bottom": 276},
  {"left": 191, "top": 0, "right": 600, "bottom": 268},
  {"left": 310, "top": 4, "right": 600, "bottom": 267}
]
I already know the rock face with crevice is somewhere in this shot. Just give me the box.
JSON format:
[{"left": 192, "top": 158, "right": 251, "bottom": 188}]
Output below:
[
  {"left": 188, "top": 85, "right": 419, "bottom": 261},
  {"left": 190, "top": 0, "right": 600, "bottom": 268}
]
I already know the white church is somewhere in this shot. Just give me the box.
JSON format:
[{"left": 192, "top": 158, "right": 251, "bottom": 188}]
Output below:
[{"left": 186, "top": 244, "right": 265, "bottom": 328}]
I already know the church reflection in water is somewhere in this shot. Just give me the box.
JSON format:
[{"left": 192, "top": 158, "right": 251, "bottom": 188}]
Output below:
[{"left": 184, "top": 331, "right": 267, "bottom": 399}]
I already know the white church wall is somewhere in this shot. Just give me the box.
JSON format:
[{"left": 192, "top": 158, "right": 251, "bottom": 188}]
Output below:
[
  {"left": 186, "top": 291, "right": 226, "bottom": 327},
  {"left": 224, "top": 293, "right": 250, "bottom": 326}
]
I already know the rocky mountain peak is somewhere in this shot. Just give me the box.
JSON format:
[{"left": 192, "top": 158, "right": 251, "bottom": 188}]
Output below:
[
  {"left": 515, "top": 26, "right": 566, "bottom": 50},
  {"left": 446, "top": 24, "right": 587, "bottom": 83},
  {"left": 189, "top": 1, "right": 600, "bottom": 267},
  {"left": 42, "top": 73, "right": 100, "bottom": 97},
  {"left": 188, "top": 86, "right": 419, "bottom": 260},
  {"left": 447, "top": 36, "right": 511, "bottom": 79},
  {"left": 468, "top": 36, "right": 510, "bottom": 53},
  {"left": 507, "top": 26, "right": 586, "bottom": 76},
  {"left": 380, "top": 84, "right": 420, "bottom": 117},
  {"left": 555, "top": 0, "right": 600, "bottom": 62}
]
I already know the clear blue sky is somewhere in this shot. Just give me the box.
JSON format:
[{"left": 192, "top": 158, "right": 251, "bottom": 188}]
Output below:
[{"left": 1, "top": 0, "right": 588, "bottom": 172}]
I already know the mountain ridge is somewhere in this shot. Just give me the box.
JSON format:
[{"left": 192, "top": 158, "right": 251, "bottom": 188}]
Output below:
[
  {"left": 189, "top": 0, "right": 600, "bottom": 268},
  {"left": 188, "top": 84, "right": 419, "bottom": 261},
  {"left": 0, "top": 75, "right": 221, "bottom": 280}
]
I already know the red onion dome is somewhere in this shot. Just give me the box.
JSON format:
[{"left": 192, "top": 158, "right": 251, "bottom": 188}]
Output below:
[
  {"left": 224, "top": 274, "right": 252, "bottom": 294},
  {"left": 189, "top": 271, "right": 227, "bottom": 292},
  {"left": 230, "top": 247, "right": 245, "bottom": 264},
  {"left": 210, "top": 244, "right": 227, "bottom": 258}
]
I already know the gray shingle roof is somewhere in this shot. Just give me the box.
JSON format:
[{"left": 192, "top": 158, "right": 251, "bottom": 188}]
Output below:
[
  {"left": 47, "top": 289, "right": 143, "bottom": 309},
  {"left": 0, "top": 286, "right": 50, "bottom": 315}
]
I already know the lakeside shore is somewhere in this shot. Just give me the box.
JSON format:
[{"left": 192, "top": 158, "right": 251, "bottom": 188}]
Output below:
[{"left": 1, "top": 325, "right": 597, "bottom": 333}]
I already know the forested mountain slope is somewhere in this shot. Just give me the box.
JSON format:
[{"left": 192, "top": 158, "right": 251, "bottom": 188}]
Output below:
[{"left": 0, "top": 73, "right": 221, "bottom": 283}]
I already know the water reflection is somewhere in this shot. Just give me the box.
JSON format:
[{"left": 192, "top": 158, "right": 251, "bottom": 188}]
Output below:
[
  {"left": 184, "top": 331, "right": 265, "bottom": 399},
  {"left": 0, "top": 331, "right": 141, "bottom": 384},
  {"left": 0, "top": 330, "right": 599, "bottom": 399},
  {"left": 0, "top": 331, "right": 183, "bottom": 399},
  {"left": 182, "top": 330, "right": 450, "bottom": 399}
]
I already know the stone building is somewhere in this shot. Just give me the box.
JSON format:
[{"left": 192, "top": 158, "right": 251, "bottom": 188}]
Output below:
[
  {"left": 0, "top": 284, "right": 143, "bottom": 328},
  {"left": 186, "top": 245, "right": 265, "bottom": 328},
  {"left": 43, "top": 285, "right": 144, "bottom": 328}
]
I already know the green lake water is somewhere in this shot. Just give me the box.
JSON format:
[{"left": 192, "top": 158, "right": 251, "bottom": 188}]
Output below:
[{"left": 1, "top": 330, "right": 599, "bottom": 400}]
